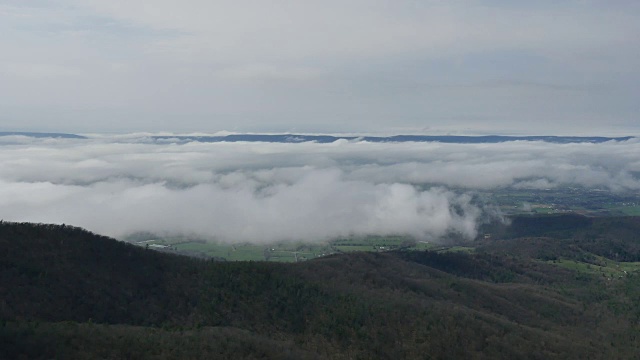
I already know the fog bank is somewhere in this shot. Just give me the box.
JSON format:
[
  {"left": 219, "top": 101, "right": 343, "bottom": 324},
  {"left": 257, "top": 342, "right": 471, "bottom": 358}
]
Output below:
[{"left": 1, "top": 136, "right": 638, "bottom": 242}]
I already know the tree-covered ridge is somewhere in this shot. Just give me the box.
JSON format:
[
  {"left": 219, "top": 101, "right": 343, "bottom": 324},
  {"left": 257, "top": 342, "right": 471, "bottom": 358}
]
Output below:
[
  {"left": 2, "top": 220, "right": 640, "bottom": 359},
  {"left": 481, "top": 214, "right": 640, "bottom": 261},
  {"left": 0, "top": 132, "right": 86, "bottom": 139}
]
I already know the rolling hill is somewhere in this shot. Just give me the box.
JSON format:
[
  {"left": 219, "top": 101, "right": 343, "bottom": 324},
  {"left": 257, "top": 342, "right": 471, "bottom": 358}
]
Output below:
[{"left": 2, "top": 217, "right": 640, "bottom": 359}]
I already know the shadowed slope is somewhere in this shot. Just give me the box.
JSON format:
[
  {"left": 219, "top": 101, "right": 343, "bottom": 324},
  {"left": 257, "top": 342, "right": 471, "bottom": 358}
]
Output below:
[{"left": 2, "top": 221, "right": 639, "bottom": 359}]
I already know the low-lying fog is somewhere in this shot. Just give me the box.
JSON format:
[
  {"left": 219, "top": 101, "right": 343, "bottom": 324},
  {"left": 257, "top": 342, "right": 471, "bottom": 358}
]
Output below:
[{"left": 1, "top": 135, "right": 639, "bottom": 242}]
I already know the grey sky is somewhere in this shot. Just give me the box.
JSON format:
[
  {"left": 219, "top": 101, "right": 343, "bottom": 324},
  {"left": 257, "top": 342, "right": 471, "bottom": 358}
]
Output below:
[{"left": 1, "top": 1, "right": 638, "bottom": 135}]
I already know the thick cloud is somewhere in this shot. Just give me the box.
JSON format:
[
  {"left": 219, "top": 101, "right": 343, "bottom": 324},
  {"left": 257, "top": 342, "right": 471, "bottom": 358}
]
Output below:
[{"left": 0, "top": 136, "right": 638, "bottom": 241}]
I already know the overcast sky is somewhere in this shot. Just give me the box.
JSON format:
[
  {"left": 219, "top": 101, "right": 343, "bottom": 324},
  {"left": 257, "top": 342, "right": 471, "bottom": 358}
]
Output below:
[{"left": 1, "top": 1, "right": 639, "bottom": 135}]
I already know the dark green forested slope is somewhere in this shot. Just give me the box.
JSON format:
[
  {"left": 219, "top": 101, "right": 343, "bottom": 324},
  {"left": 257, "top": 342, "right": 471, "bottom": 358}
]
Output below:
[
  {"left": 480, "top": 214, "right": 640, "bottom": 260},
  {"left": 2, "top": 220, "right": 640, "bottom": 359}
]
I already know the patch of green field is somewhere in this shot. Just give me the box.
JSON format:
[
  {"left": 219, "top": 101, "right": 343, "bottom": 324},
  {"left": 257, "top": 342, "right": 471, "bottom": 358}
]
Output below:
[
  {"left": 617, "top": 206, "right": 640, "bottom": 216},
  {"left": 173, "top": 242, "right": 212, "bottom": 252},
  {"left": 443, "top": 246, "right": 475, "bottom": 253},
  {"left": 139, "top": 235, "right": 451, "bottom": 262},
  {"left": 221, "top": 244, "right": 266, "bottom": 261},
  {"left": 334, "top": 245, "right": 377, "bottom": 253},
  {"left": 550, "top": 259, "right": 612, "bottom": 277},
  {"left": 331, "top": 235, "right": 421, "bottom": 253},
  {"left": 332, "top": 235, "right": 410, "bottom": 247},
  {"left": 547, "top": 258, "right": 640, "bottom": 279},
  {"left": 618, "top": 262, "right": 640, "bottom": 272},
  {"left": 407, "top": 242, "right": 436, "bottom": 251},
  {"left": 170, "top": 241, "right": 336, "bottom": 261}
]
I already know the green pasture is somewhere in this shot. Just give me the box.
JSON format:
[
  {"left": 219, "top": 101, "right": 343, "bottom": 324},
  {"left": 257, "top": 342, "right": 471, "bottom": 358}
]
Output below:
[
  {"left": 548, "top": 258, "right": 640, "bottom": 279},
  {"left": 333, "top": 245, "right": 375, "bottom": 252},
  {"left": 617, "top": 206, "right": 640, "bottom": 216},
  {"left": 169, "top": 240, "right": 335, "bottom": 261},
  {"left": 440, "top": 246, "right": 475, "bottom": 253},
  {"left": 135, "top": 235, "right": 442, "bottom": 262}
]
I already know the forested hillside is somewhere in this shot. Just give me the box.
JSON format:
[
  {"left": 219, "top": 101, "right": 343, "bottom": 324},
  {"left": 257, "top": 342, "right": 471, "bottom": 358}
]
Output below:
[{"left": 2, "top": 219, "right": 640, "bottom": 359}]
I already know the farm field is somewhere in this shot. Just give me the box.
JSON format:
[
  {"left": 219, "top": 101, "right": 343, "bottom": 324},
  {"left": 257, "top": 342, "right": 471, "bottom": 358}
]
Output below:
[
  {"left": 488, "top": 187, "right": 640, "bottom": 216},
  {"left": 547, "top": 257, "right": 640, "bottom": 279},
  {"left": 131, "top": 235, "right": 441, "bottom": 262}
]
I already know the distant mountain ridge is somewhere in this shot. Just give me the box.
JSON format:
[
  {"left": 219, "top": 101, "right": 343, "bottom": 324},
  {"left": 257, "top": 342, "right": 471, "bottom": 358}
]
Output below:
[
  {"left": 1, "top": 132, "right": 634, "bottom": 143},
  {"left": 0, "top": 131, "right": 86, "bottom": 139},
  {"left": 152, "top": 134, "right": 634, "bottom": 144}
]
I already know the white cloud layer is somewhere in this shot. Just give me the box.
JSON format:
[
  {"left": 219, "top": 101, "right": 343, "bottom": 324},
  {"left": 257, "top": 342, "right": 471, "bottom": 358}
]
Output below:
[{"left": 1, "top": 136, "right": 638, "bottom": 242}]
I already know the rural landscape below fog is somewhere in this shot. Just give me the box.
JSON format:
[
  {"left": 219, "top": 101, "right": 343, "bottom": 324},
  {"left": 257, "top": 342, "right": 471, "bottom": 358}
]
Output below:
[{"left": 2, "top": 1, "right": 640, "bottom": 359}]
